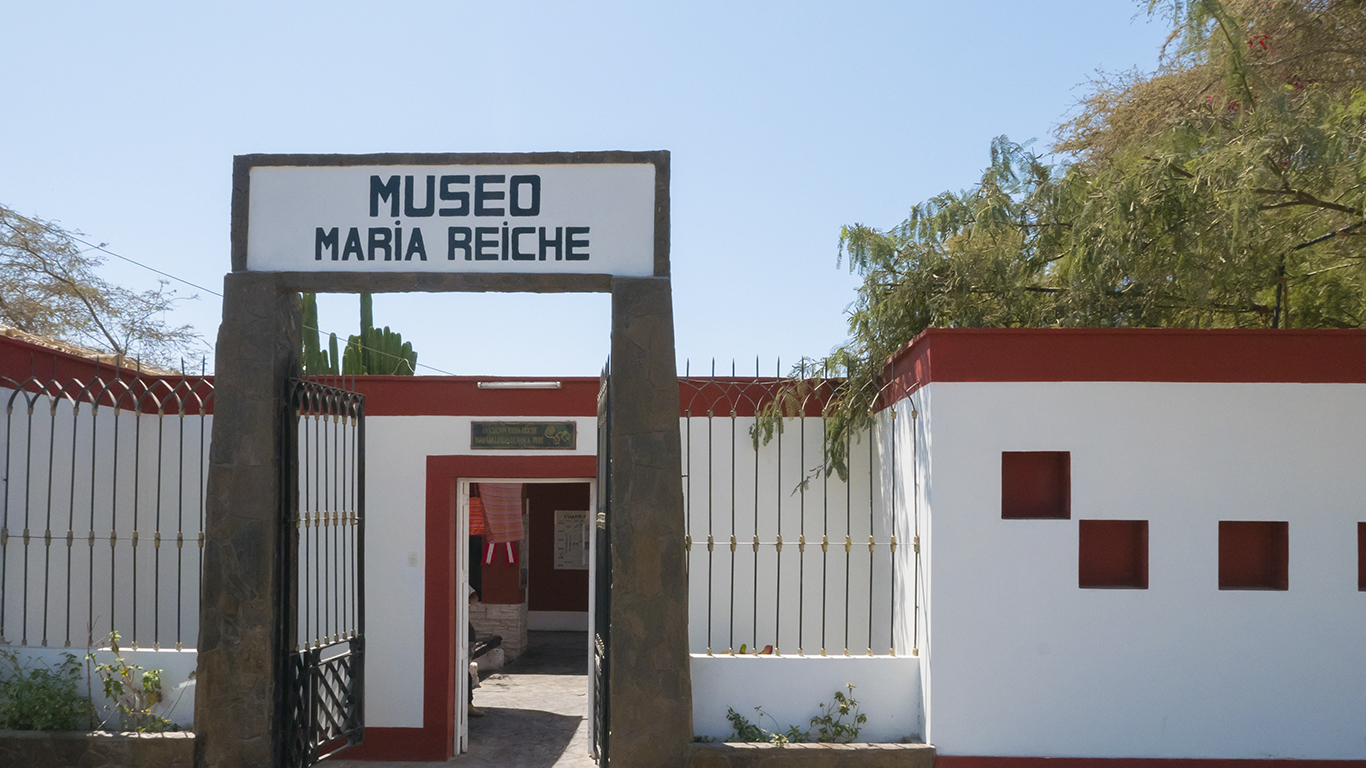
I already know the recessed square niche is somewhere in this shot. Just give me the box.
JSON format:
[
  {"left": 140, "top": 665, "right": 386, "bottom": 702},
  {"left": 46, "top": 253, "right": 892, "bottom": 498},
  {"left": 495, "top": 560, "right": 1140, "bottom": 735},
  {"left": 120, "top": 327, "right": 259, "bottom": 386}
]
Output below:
[
  {"left": 1001, "top": 451, "right": 1070, "bottom": 519},
  {"left": 1079, "top": 519, "right": 1149, "bottom": 589},
  {"left": 1358, "top": 522, "right": 1365, "bottom": 592},
  {"left": 1218, "top": 521, "right": 1288, "bottom": 591}
]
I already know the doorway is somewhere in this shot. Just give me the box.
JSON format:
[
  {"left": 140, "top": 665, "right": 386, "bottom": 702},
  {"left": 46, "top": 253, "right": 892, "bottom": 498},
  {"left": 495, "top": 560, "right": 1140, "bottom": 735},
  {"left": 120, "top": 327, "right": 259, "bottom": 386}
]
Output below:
[
  {"left": 420, "top": 454, "right": 596, "bottom": 757},
  {"left": 457, "top": 479, "right": 595, "bottom": 756}
]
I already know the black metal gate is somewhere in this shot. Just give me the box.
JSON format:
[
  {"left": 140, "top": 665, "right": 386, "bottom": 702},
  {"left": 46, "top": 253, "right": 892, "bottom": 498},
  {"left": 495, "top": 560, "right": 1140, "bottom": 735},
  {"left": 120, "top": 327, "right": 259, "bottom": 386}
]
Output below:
[
  {"left": 281, "top": 378, "right": 365, "bottom": 768},
  {"left": 591, "top": 361, "right": 611, "bottom": 763}
]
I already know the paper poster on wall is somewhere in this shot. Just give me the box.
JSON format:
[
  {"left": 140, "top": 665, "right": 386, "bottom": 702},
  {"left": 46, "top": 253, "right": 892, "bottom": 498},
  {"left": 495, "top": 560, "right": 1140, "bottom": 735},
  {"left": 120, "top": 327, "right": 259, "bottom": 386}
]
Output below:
[{"left": 553, "top": 510, "right": 590, "bottom": 570}]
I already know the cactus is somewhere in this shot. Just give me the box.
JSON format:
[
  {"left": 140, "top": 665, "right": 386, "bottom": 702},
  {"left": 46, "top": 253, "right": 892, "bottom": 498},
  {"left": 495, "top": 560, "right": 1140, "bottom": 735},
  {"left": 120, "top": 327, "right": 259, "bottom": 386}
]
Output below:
[
  {"left": 300, "top": 293, "right": 339, "bottom": 375},
  {"left": 301, "top": 292, "right": 416, "bottom": 376},
  {"left": 340, "top": 293, "right": 418, "bottom": 375}
]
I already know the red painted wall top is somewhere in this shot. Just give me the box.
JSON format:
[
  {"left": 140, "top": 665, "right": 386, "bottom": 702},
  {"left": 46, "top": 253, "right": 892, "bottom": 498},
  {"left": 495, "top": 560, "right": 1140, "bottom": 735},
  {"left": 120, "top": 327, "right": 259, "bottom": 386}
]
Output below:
[
  {"left": 888, "top": 328, "right": 1366, "bottom": 395},
  {"left": 351, "top": 376, "right": 601, "bottom": 417},
  {"left": 9, "top": 328, "right": 1363, "bottom": 420}
]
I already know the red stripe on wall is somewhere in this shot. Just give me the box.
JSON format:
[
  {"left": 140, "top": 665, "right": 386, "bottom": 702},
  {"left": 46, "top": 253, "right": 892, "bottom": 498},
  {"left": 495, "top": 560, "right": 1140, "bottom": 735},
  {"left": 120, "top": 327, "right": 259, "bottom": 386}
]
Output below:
[
  {"left": 888, "top": 328, "right": 1366, "bottom": 397},
  {"left": 936, "top": 758, "right": 1366, "bottom": 767},
  {"left": 343, "top": 454, "right": 596, "bottom": 762},
  {"left": 0, "top": 333, "right": 215, "bottom": 414},
  {"left": 334, "top": 727, "right": 447, "bottom": 762},
  {"left": 350, "top": 376, "right": 599, "bottom": 416}
]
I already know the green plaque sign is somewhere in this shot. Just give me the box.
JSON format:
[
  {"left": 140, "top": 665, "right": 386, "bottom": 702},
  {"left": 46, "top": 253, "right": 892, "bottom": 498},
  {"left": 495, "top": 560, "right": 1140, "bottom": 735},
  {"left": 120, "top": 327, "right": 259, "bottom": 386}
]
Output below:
[{"left": 471, "top": 421, "right": 577, "bottom": 450}]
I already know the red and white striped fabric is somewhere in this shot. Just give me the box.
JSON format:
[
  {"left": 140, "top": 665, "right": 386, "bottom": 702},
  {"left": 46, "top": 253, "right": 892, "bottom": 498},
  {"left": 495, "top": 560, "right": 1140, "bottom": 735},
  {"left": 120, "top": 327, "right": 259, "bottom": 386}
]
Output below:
[{"left": 479, "top": 483, "right": 524, "bottom": 543}]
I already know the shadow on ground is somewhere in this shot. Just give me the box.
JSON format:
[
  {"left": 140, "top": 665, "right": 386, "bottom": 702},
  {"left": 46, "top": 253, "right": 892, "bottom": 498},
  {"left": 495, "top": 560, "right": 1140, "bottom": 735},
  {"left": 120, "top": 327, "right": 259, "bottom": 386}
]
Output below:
[
  {"left": 464, "top": 706, "right": 583, "bottom": 767},
  {"left": 331, "top": 631, "right": 595, "bottom": 767}
]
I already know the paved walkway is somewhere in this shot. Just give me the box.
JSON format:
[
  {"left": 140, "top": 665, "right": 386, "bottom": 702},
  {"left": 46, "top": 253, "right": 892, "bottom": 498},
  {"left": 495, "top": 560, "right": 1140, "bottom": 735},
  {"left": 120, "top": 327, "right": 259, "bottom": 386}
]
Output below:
[{"left": 332, "top": 631, "right": 596, "bottom": 768}]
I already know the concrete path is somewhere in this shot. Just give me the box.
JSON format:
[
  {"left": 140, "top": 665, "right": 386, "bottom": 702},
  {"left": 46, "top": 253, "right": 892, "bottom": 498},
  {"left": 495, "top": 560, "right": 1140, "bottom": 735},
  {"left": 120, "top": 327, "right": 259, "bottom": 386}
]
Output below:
[{"left": 331, "top": 631, "right": 596, "bottom": 768}]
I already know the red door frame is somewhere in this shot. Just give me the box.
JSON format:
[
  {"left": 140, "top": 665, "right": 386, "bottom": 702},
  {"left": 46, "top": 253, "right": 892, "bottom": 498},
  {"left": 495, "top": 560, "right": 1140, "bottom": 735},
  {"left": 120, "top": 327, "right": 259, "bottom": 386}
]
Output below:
[{"left": 346, "top": 453, "right": 596, "bottom": 761}]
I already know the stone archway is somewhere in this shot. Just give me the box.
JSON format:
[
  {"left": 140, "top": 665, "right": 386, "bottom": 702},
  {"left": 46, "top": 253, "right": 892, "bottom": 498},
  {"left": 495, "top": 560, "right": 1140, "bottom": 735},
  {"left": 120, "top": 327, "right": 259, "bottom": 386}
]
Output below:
[{"left": 195, "top": 152, "right": 690, "bottom": 768}]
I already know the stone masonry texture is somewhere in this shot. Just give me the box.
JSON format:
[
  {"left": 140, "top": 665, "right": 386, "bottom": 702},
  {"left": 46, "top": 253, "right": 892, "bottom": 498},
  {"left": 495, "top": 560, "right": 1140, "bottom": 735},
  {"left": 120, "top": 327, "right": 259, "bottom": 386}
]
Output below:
[
  {"left": 607, "top": 277, "right": 693, "bottom": 767},
  {"left": 195, "top": 274, "right": 300, "bottom": 768}
]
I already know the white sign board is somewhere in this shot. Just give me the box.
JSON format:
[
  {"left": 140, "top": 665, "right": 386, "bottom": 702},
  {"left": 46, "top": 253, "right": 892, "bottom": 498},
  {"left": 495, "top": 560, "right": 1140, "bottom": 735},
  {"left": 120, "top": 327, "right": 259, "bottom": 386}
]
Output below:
[
  {"left": 553, "top": 510, "right": 590, "bottom": 570},
  {"left": 246, "top": 164, "right": 656, "bottom": 275}
]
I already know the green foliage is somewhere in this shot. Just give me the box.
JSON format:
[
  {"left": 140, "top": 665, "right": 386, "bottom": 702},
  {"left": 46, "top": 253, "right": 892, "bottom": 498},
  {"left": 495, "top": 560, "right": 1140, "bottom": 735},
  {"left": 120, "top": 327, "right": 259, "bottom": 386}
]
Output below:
[
  {"left": 725, "top": 706, "right": 807, "bottom": 744},
  {"left": 86, "top": 632, "right": 177, "bottom": 733},
  {"left": 300, "top": 292, "right": 418, "bottom": 376},
  {"left": 0, "top": 647, "right": 90, "bottom": 731},
  {"left": 720, "top": 686, "right": 864, "bottom": 744},
  {"left": 762, "top": 0, "right": 1366, "bottom": 477},
  {"left": 809, "top": 684, "right": 867, "bottom": 743},
  {"left": 725, "top": 707, "right": 769, "bottom": 742}
]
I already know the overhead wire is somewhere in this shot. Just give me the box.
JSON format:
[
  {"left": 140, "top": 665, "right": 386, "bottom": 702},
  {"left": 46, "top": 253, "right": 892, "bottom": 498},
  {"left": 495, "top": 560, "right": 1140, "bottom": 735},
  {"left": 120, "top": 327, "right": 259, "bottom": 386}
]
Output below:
[{"left": 5, "top": 210, "right": 457, "bottom": 376}]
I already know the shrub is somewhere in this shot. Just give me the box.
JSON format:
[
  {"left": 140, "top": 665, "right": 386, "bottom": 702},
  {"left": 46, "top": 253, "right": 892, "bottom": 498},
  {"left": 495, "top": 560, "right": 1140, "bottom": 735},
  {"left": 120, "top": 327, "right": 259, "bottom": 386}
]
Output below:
[{"left": 0, "top": 647, "right": 91, "bottom": 731}]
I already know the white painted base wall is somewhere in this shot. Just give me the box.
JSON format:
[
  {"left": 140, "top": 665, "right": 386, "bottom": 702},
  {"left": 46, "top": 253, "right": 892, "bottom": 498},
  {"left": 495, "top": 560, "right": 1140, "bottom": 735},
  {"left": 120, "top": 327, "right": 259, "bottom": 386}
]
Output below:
[{"left": 690, "top": 654, "right": 922, "bottom": 743}]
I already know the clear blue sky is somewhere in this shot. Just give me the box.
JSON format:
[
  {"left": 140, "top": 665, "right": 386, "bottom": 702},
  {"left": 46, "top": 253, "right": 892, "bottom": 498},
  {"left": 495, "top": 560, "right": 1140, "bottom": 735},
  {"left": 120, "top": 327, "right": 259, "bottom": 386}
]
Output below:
[{"left": 1, "top": 2, "right": 1171, "bottom": 376}]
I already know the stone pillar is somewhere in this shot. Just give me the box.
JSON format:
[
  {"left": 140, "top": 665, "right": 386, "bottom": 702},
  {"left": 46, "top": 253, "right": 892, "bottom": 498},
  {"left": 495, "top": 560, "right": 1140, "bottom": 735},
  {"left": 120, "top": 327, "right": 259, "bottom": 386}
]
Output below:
[
  {"left": 195, "top": 273, "right": 300, "bottom": 768},
  {"left": 607, "top": 276, "right": 693, "bottom": 767}
]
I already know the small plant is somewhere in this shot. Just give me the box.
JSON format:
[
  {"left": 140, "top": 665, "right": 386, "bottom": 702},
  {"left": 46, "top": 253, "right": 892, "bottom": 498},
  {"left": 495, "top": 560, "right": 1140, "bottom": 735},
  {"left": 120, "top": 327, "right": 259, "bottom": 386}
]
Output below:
[
  {"left": 809, "top": 684, "right": 866, "bottom": 743},
  {"left": 724, "top": 705, "right": 809, "bottom": 744},
  {"left": 86, "top": 632, "right": 177, "bottom": 732},
  {"left": 776, "top": 724, "right": 810, "bottom": 744},
  {"left": 0, "top": 646, "right": 91, "bottom": 731},
  {"left": 711, "top": 684, "right": 866, "bottom": 744},
  {"left": 725, "top": 706, "right": 768, "bottom": 742}
]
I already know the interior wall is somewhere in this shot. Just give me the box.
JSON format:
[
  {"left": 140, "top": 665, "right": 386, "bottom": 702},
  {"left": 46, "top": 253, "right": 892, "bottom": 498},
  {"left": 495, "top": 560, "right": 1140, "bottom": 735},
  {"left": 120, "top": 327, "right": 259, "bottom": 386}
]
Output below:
[{"left": 526, "top": 482, "right": 591, "bottom": 613}]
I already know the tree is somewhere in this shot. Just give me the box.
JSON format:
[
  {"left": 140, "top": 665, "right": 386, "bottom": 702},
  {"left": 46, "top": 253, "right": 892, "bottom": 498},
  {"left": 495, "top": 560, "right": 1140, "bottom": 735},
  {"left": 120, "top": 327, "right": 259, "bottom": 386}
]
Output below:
[
  {"left": 765, "top": 0, "right": 1366, "bottom": 477},
  {"left": 0, "top": 204, "right": 199, "bottom": 370}
]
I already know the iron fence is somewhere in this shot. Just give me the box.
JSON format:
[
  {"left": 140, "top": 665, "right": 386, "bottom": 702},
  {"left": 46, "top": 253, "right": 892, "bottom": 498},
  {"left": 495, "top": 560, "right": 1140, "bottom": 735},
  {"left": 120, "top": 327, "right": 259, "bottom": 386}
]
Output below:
[
  {"left": 681, "top": 361, "right": 920, "bottom": 657},
  {"left": 0, "top": 360, "right": 212, "bottom": 651}
]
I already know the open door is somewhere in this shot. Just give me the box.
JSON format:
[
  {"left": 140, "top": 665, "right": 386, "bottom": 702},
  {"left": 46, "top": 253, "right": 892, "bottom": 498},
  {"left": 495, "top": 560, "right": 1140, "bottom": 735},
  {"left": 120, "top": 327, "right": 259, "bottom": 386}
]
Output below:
[
  {"left": 281, "top": 378, "right": 366, "bottom": 768},
  {"left": 590, "top": 360, "right": 611, "bottom": 762},
  {"left": 456, "top": 479, "right": 471, "bottom": 754}
]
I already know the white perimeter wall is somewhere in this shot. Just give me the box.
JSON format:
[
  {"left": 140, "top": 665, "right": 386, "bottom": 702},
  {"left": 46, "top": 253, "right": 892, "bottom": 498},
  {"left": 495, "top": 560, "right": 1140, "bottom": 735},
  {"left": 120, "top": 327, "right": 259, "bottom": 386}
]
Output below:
[
  {"left": 2, "top": 387, "right": 209, "bottom": 729},
  {"left": 913, "top": 381, "right": 1366, "bottom": 759},
  {"left": 682, "top": 414, "right": 925, "bottom": 741},
  {"left": 361, "top": 414, "right": 597, "bottom": 728},
  {"left": 681, "top": 416, "right": 896, "bottom": 656},
  {"left": 0, "top": 391, "right": 210, "bottom": 653}
]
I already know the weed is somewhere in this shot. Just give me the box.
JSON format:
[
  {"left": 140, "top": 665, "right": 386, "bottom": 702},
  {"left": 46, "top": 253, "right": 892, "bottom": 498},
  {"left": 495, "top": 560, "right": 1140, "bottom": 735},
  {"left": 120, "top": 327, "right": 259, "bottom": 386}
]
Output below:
[
  {"left": 809, "top": 684, "right": 866, "bottom": 743},
  {"left": 86, "top": 632, "right": 177, "bottom": 733}
]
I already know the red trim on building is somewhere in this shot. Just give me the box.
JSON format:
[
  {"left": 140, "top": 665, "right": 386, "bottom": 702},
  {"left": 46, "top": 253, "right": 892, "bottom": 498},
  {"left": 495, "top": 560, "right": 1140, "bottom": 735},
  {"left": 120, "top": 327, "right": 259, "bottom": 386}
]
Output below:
[
  {"left": 343, "top": 454, "right": 596, "bottom": 762},
  {"left": 887, "top": 328, "right": 1366, "bottom": 397},
  {"left": 0, "top": 332, "right": 215, "bottom": 413},
  {"left": 350, "top": 376, "right": 599, "bottom": 417},
  {"left": 939, "top": 754, "right": 1366, "bottom": 759},
  {"left": 336, "top": 727, "right": 446, "bottom": 762}
]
